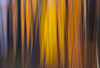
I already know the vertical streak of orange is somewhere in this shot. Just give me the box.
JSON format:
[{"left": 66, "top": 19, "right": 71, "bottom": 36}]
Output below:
[
  {"left": 21, "top": 0, "right": 25, "bottom": 67},
  {"left": 73, "top": 0, "right": 82, "bottom": 68},
  {"left": 68, "top": 0, "right": 73, "bottom": 68},
  {"left": 26, "top": 0, "right": 31, "bottom": 67},
  {"left": 57, "top": 0, "right": 66, "bottom": 67}
]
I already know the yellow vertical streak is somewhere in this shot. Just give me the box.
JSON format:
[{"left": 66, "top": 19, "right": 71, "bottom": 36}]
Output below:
[
  {"left": 48, "top": 2, "right": 54, "bottom": 67},
  {"left": 39, "top": 0, "right": 58, "bottom": 67},
  {"left": 21, "top": 0, "right": 25, "bottom": 67},
  {"left": 39, "top": 0, "right": 47, "bottom": 67},
  {"left": 48, "top": 0, "right": 58, "bottom": 67},
  {"left": 44, "top": 12, "right": 49, "bottom": 67},
  {"left": 57, "top": 0, "right": 66, "bottom": 67}
]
